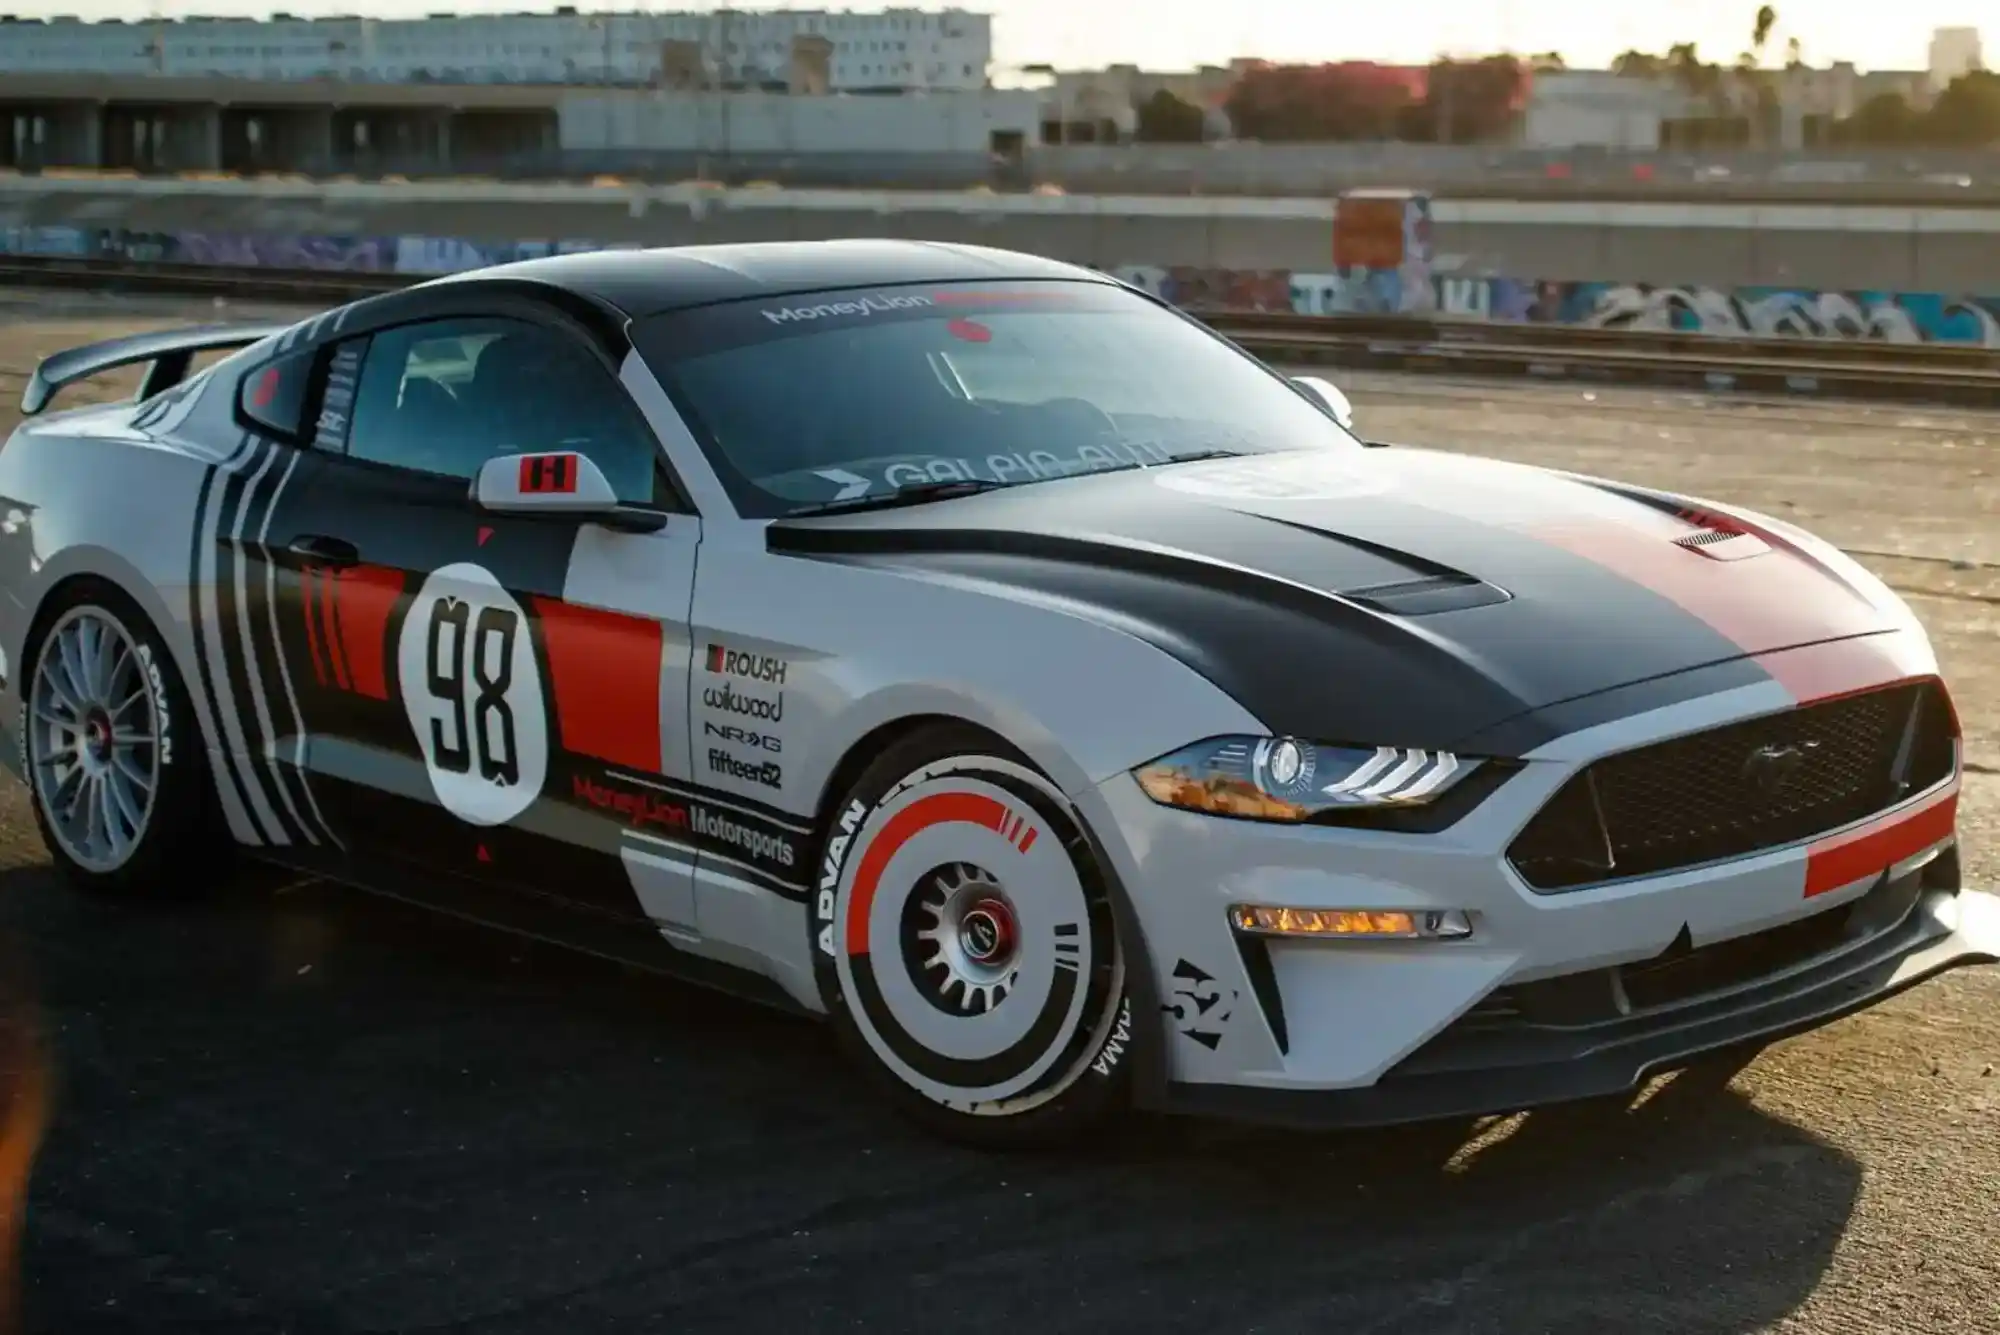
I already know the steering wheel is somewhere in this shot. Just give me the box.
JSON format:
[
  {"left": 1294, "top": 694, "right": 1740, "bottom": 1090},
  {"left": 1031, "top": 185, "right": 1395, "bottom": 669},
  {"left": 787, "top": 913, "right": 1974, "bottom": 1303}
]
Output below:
[{"left": 1035, "top": 397, "right": 1121, "bottom": 440}]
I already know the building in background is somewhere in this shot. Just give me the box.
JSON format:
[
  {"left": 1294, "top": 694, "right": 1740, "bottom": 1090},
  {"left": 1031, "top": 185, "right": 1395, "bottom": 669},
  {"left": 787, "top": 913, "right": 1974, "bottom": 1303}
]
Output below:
[
  {"left": 1523, "top": 71, "right": 1688, "bottom": 150},
  {"left": 0, "top": 7, "right": 993, "bottom": 92},
  {"left": 1035, "top": 62, "right": 1248, "bottom": 142},
  {"left": 1523, "top": 64, "right": 1935, "bottom": 153},
  {"left": 1928, "top": 26, "right": 1985, "bottom": 91}
]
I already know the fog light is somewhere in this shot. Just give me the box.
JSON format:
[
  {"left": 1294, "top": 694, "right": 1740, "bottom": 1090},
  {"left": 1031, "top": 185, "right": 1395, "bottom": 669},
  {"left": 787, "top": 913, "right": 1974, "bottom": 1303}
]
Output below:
[{"left": 1229, "top": 906, "right": 1474, "bottom": 940}]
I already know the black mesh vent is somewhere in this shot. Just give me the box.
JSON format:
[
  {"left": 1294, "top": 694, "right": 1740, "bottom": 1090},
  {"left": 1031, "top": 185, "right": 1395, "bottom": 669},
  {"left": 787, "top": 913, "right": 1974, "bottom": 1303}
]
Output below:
[{"left": 1509, "top": 681, "right": 1956, "bottom": 892}]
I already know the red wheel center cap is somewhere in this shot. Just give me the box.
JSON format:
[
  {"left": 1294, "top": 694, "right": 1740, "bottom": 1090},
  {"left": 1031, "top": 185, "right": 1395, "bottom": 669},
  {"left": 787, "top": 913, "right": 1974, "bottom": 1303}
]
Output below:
[{"left": 959, "top": 900, "right": 1016, "bottom": 965}]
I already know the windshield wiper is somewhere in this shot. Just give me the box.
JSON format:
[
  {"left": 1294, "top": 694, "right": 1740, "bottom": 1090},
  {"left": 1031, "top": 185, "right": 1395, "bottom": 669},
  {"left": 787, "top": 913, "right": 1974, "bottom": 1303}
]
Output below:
[{"left": 785, "top": 478, "right": 1012, "bottom": 518}]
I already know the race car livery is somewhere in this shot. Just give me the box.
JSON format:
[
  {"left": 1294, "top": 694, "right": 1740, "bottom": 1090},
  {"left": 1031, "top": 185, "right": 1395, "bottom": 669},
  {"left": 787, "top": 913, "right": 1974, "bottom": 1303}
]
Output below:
[{"left": 0, "top": 239, "right": 1991, "bottom": 1147}]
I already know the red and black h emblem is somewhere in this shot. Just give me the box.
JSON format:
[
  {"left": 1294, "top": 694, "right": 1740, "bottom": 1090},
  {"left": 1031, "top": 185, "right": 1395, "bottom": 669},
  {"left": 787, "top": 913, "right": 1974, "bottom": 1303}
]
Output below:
[{"left": 518, "top": 453, "right": 579, "bottom": 495}]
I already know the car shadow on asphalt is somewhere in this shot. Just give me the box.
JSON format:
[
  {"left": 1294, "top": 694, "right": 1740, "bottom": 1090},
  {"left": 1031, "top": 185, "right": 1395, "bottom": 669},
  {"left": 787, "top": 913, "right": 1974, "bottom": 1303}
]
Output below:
[{"left": 0, "top": 860, "right": 1861, "bottom": 1335}]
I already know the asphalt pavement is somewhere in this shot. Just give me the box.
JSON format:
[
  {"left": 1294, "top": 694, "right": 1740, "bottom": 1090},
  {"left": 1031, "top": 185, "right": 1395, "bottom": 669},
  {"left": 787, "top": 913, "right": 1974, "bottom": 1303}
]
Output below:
[{"left": 5, "top": 837, "right": 1989, "bottom": 1335}]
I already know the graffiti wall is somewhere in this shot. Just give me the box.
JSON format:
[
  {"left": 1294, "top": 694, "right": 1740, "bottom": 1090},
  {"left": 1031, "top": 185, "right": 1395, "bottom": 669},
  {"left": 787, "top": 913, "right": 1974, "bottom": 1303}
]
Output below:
[
  {"left": 1109, "top": 264, "right": 2000, "bottom": 347},
  {"left": 4, "top": 224, "right": 1998, "bottom": 349}
]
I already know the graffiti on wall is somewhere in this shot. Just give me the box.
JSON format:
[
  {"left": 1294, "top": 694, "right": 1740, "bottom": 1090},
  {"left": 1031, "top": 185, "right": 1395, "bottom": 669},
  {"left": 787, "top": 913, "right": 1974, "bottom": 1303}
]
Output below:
[
  {"left": 1569, "top": 283, "right": 2000, "bottom": 346},
  {"left": 172, "top": 232, "right": 398, "bottom": 271},
  {"left": 4, "top": 226, "right": 1998, "bottom": 349}
]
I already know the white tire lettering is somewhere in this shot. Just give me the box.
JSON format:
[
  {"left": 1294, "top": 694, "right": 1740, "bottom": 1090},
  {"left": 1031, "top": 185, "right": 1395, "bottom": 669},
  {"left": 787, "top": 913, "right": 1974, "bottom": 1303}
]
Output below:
[{"left": 136, "top": 642, "right": 173, "bottom": 768}]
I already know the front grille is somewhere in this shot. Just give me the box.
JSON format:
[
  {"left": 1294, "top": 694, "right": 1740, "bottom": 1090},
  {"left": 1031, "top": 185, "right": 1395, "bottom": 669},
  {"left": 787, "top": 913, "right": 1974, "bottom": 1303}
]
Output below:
[{"left": 1509, "top": 680, "right": 1957, "bottom": 892}]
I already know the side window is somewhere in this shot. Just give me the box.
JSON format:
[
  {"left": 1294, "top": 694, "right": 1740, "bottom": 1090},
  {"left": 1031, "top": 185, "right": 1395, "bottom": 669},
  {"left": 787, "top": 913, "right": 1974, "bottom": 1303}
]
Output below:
[
  {"left": 235, "top": 347, "right": 317, "bottom": 440},
  {"left": 342, "top": 316, "right": 662, "bottom": 505}
]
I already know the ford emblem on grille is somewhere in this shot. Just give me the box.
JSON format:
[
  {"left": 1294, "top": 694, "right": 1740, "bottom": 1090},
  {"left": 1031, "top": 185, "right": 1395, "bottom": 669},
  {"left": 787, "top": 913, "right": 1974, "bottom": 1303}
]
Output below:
[{"left": 1742, "top": 740, "right": 1820, "bottom": 796}]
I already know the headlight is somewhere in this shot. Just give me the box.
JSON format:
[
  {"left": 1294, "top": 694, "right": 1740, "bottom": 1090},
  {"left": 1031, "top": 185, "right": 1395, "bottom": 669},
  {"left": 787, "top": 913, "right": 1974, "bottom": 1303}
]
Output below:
[{"left": 1133, "top": 736, "right": 1481, "bottom": 823}]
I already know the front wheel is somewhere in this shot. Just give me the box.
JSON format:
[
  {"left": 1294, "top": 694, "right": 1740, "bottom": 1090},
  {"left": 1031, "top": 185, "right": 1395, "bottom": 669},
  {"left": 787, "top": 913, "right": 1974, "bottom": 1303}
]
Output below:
[{"left": 811, "top": 727, "right": 1135, "bottom": 1150}]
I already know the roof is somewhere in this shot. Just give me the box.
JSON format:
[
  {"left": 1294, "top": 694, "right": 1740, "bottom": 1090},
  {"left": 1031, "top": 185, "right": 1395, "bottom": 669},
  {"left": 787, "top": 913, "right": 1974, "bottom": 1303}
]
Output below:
[{"left": 429, "top": 238, "right": 1110, "bottom": 318}]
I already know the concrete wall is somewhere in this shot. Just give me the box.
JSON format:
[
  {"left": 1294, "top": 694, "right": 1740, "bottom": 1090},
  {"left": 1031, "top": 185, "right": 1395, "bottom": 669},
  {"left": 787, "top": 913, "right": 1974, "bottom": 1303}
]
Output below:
[
  {"left": 3, "top": 176, "right": 1999, "bottom": 294},
  {"left": 555, "top": 90, "right": 1038, "bottom": 155},
  {"left": 1018, "top": 143, "right": 2000, "bottom": 199}
]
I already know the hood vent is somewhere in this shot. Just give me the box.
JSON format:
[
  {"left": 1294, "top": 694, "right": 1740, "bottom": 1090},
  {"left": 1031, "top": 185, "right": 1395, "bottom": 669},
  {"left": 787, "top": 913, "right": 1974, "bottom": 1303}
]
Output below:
[
  {"left": 1342, "top": 575, "right": 1512, "bottom": 616},
  {"left": 1671, "top": 506, "right": 1772, "bottom": 562}
]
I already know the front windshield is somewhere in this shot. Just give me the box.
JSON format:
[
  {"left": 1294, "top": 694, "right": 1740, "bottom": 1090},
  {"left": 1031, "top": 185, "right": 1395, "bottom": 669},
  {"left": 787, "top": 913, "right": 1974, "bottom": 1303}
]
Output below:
[{"left": 633, "top": 279, "right": 1363, "bottom": 517}]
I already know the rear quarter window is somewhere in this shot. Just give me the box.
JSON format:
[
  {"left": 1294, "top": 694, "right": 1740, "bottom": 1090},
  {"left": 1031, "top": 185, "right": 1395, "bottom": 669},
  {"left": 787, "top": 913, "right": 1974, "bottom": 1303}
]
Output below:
[{"left": 236, "top": 348, "right": 317, "bottom": 441}]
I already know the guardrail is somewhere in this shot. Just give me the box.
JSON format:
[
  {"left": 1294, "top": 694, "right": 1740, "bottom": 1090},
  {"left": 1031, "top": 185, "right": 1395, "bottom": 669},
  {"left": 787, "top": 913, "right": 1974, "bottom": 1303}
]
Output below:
[{"left": 7, "top": 255, "right": 2000, "bottom": 410}]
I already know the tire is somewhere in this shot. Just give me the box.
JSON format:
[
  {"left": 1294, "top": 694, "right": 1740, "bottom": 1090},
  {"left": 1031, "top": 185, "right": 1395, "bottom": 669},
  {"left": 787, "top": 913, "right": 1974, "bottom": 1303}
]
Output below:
[
  {"left": 810, "top": 725, "right": 1136, "bottom": 1150},
  {"left": 20, "top": 581, "right": 230, "bottom": 897}
]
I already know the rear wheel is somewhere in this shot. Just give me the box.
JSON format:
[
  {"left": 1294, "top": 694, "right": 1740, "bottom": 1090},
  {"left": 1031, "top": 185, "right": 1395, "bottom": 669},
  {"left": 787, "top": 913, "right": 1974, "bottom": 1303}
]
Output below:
[
  {"left": 811, "top": 727, "right": 1136, "bottom": 1150},
  {"left": 22, "top": 583, "right": 228, "bottom": 896}
]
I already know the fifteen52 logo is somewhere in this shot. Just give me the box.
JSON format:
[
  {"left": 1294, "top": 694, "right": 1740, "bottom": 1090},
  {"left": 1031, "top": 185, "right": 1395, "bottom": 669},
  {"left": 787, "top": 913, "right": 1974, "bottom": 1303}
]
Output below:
[{"left": 708, "top": 748, "right": 782, "bottom": 790}]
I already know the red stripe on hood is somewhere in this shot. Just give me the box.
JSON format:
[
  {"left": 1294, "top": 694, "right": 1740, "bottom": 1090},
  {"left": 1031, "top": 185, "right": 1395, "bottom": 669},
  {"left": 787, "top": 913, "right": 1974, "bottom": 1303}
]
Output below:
[
  {"left": 1751, "top": 632, "right": 1938, "bottom": 706},
  {"left": 1527, "top": 512, "right": 1886, "bottom": 659}
]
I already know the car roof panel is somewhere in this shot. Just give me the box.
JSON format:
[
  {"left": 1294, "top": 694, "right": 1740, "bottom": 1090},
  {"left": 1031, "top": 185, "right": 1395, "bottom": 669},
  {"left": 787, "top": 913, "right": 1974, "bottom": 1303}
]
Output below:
[{"left": 426, "top": 238, "right": 1111, "bottom": 317}]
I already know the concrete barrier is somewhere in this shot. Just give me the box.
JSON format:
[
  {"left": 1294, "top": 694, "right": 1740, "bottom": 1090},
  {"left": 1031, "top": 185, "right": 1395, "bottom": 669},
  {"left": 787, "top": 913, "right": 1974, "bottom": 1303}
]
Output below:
[
  {"left": 4, "top": 210, "right": 1998, "bottom": 350},
  {"left": 5, "top": 174, "right": 2000, "bottom": 292}
]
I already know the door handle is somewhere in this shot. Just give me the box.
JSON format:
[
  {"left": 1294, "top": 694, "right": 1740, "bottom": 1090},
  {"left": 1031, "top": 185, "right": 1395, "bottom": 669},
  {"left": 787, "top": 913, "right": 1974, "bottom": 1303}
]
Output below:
[{"left": 287, "top": 534, "right": 360, "bottom": 568}]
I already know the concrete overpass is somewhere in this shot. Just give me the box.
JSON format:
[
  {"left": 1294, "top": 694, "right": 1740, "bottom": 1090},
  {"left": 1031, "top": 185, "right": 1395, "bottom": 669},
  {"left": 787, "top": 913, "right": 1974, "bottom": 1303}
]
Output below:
[{"left": 0, "top": 74, "right": 560, "bottom": 175}]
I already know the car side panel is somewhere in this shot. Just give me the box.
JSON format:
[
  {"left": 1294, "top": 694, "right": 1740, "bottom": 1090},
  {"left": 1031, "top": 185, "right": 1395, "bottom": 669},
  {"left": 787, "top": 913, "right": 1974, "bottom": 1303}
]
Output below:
[
  {"left": 679, "top": 524, "right": 1270, "bottom": 1015},
  {"left": 0, "top": 370, "right": 276, "bottom": 849}
]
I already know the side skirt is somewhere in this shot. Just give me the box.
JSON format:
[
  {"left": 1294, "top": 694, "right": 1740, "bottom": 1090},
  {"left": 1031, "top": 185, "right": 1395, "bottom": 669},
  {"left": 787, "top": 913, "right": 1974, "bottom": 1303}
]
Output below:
[{"left": 245, "top": 845, "right": 815, "bottom": 1019}]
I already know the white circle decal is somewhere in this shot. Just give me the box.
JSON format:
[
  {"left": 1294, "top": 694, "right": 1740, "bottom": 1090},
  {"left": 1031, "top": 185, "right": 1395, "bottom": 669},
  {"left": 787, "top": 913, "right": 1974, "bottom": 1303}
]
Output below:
[
  {"left": 397, "top": 562, "right": 548, "bottom": 826},
  {"left": 1154, "top": 452, "right": 1390, "bottom": 502}
]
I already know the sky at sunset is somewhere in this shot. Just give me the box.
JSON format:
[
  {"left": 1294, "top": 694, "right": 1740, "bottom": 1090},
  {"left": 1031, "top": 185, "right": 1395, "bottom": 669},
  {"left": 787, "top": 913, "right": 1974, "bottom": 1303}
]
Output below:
[{"left": 15, "top": 0, "right": 1992, "bottom": 76}]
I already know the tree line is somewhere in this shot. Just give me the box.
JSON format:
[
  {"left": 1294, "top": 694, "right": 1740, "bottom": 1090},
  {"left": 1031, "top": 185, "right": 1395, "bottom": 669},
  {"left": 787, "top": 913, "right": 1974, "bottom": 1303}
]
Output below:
[{"left": 1124, "top": 5, "right": 1998, "bottom": 148}]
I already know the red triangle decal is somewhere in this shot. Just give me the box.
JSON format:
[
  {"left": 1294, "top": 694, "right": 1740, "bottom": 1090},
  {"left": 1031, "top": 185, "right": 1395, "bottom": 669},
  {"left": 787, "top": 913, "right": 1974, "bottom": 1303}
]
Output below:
[
  {"left": 476, "top": 844, "right": 491, "bottom": 862},
  {"left": 476, "top": 526, "right": 494, "bottom": 546}
]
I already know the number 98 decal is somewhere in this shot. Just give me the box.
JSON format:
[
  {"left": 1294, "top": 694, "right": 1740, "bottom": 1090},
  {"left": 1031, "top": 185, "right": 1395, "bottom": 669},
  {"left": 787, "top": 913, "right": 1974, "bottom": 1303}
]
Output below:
[{"left": 397, "top": 562, "right": 549, "bottom": 826}]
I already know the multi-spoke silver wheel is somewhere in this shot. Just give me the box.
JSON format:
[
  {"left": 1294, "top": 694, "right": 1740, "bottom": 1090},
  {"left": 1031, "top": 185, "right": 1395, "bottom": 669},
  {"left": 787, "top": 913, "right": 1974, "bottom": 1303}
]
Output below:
[{"left": 27, "top": 606, "right": 160, "bottom": 874}]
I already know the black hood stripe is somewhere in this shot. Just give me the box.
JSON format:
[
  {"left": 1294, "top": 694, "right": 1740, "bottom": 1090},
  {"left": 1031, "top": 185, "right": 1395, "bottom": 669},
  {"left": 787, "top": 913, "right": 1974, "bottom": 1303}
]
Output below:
[{"left": 772, "top": 450, "right": 1892, "bottom": 753}]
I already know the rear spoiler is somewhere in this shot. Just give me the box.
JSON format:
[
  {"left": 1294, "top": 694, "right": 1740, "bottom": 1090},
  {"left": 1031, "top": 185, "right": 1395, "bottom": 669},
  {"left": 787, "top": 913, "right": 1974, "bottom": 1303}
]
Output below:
[{"left": 22, "top": 321, "right": 293, "bottom": 417}]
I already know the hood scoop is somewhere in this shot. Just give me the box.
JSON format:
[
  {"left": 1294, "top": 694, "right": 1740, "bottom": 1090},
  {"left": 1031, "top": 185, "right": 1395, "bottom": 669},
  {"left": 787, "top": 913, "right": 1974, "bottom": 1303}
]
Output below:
[
  {"left": 1342, "top": 574, "right": 1513, "bottom": 616},
  {"left": 1246, "top": 514, "right": 1514, "bottom": 617}
]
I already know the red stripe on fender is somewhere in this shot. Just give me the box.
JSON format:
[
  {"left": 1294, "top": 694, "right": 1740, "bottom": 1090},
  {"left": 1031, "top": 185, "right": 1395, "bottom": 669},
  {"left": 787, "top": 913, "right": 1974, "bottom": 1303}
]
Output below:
[
  {"left": 847, "top": 791, "right": 1013, "bottom": 956},
  {"left": 330, "top": 565, "right": 405, "bottom": 701},
  {"left": 1529, "top": 516, "right": 1884, "bottom": 656},
  {"left": 317, "top": 569, "right": 350, "bottom": 692},
  {"left": 1751, "top": 633, "right": 1933, "bottom": 706},
  {"left": 531, "top": 598, "right": 664, "bottom": 772},
  {"left": 299, "top": 570, "right": 327, "bottom": 686},
  {"left": 1804, "top": 784, "right": 1958, "bottom": 899}
]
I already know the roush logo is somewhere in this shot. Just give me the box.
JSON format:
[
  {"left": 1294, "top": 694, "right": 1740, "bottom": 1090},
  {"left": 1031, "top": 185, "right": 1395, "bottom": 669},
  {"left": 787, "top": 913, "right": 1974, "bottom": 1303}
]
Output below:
[
  {"left": 761, "top": 293, "right": 933, "bottom": 326},
  {"left": 706, "top": 644, "right": 787, "bottom": 685}
]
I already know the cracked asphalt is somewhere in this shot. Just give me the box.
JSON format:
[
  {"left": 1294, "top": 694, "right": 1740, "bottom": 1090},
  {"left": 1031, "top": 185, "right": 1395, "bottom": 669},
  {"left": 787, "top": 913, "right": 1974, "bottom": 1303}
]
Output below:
[{"left": 0, "top": 296, "right": 1996, "bottom": 1334}]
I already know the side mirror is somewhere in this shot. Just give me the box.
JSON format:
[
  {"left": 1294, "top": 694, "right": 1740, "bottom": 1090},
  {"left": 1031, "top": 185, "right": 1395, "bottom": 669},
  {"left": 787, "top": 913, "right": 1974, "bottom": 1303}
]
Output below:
[
  {"left": 1292, "top": 376, "right": 1355, "bottom": 430},
  {"left": 472, "top": 452, "right": 669, "bottom": 533}
]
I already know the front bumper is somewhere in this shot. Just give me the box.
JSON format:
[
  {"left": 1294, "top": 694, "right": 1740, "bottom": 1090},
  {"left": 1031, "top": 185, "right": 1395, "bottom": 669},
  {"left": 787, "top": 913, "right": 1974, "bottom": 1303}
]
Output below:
[
  {"left": 1076, "top": 642, "right": 1995, "bottom": 1128},
  {"left": 1165, "top": 853, "right": 1997, "bottom": 1128}
]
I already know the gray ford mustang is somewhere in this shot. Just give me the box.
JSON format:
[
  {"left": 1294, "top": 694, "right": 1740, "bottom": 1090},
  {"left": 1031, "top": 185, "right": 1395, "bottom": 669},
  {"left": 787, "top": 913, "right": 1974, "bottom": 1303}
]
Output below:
[{"left": 1, "top": 239, "right": 1991, "bottom": 1147}]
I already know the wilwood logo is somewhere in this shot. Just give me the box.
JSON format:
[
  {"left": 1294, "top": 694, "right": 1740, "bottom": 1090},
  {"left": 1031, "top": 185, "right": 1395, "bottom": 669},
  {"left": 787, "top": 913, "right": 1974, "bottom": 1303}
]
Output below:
[
  {"left": 702, "top": 682, "right": 783, "bottom": 722},
  {"left": 705, "top": 644, "right": 787, "bottom": 685}
]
